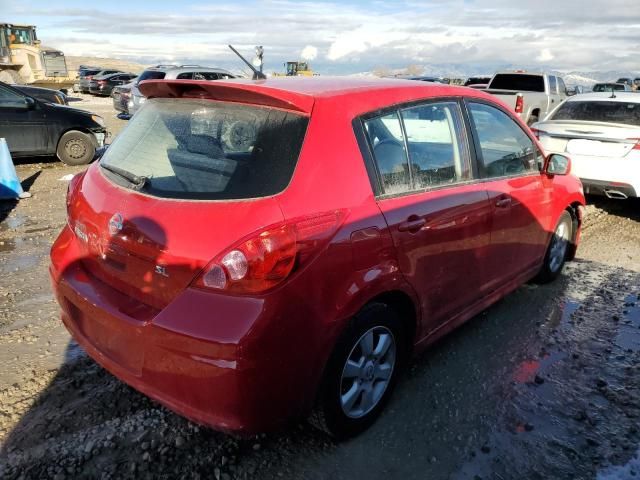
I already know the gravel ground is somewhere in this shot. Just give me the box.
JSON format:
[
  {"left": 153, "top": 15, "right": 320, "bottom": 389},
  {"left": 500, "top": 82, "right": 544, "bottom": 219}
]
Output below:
[{"left": 1, "top": 94, "right": 640, "bottom": 479}]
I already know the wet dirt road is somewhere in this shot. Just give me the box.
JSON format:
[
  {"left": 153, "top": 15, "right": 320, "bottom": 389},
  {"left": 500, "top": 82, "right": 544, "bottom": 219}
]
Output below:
[{"left": 1, "top": 100, "right": 640, "bottom": 478}]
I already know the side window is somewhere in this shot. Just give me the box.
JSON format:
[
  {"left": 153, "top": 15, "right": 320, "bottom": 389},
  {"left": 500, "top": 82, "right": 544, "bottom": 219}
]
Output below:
[
  {"left": 400, "top": 102, "right": 471, "bottom": 188},
  {"left": 467, "top": 102, "right": 541, "bottom": 178},
  {"left": 548, "top": 76, "right": 557, "bottom": 94},
  {"left": 194, "top": 72, "right": 220, "bottom": 81},
  {"left": 557, "top": 77, "right": 567, "bottom": 95},
  {"left": 0, "top": 84, "right": 25, "bottom": 107},
  {"left": 176, "top": 72, "right": 193, "bottom": 80},
  {"left": 364, "top": 112, "right": 411, "bottom": 195}
]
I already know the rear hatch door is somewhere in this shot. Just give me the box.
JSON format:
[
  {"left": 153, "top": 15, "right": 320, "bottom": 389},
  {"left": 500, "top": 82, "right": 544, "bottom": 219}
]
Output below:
[{"left": 536, "top": 121, "right": 639, "bottom": 157}]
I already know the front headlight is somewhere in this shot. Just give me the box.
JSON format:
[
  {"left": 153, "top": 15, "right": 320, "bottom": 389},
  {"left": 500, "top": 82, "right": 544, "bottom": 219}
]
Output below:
[{"left": 91, "top": 115, "right": 105, "bottom": 127}]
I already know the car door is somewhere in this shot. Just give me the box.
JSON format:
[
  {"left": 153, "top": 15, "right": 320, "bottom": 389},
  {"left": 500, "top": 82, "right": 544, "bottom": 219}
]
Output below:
[
  {"left": 465, "top": 100, "right": 551, "bottom": 288},
  {"left": 0, "top": 83, "right": 49, "bottom": 156},
  {"left": 547, "top": 76, "right": 561, "bottom": 117},
  {"left": 362, "top": 100, "right": 493, "bottom": 336}
]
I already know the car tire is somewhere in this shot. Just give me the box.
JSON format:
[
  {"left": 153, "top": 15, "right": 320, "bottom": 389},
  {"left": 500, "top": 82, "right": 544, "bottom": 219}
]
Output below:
[
  {"left": 57, "top": 130, "right": 96, "bottom": 166},
  {"left": 0, "top": 69, "right": 24, "bottom": 84},
  {"left": 535, "top": 210, "right": 573, "bottom": 283},
  {"left": 310, "top": 302, "right": 406, "bottom": 439}
]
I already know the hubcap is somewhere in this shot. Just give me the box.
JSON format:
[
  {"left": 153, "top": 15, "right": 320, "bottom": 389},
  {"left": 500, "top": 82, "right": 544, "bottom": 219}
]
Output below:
[
  {"left": 65, "top": 139, "right": 87, "bottom": 159},
  {"left": 549, "top": 220, "right": 570, "bottom": 273},
  {"left": 340, "top": 326, "right": 396, "bottom": 419}
]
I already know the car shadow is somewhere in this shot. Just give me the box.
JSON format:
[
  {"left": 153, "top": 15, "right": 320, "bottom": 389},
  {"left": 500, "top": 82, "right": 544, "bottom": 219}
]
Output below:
[{"left": 586, "top": 195, "right": 640, "bottom": 222}]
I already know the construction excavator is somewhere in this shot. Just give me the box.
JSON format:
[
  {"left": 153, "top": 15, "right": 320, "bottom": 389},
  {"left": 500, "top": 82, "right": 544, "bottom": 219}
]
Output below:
[{"left": 0, "top": 23, "right": 75, "bottom": 88}]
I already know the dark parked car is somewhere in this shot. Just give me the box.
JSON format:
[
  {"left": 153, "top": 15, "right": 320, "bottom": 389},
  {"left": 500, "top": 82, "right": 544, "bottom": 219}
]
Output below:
[
  {"left": 80, "top": 69, "right": 122, "bottom": 93},
  {"left": 464, "top": 76, "right": 492, "bottom": 86},
  {"left": 11, "top": 84, "right": 68, "bottom": 105},
  {"left": 111, "top": 81, "right": 135, "bottom": 115},
  {"left": 89, "top": 73, "right": 137, "bottom": 96},
  {"left": 0, "top": 81, "right": 107, "bottom": 165}
]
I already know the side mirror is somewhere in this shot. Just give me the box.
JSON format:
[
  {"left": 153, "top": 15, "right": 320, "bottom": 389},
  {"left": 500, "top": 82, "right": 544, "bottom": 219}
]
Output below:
[
  {"left": 24, "top": 97, "right": 36, "bottom": 110},
  {"left": 545, "top": 154, "right": 571, "bottom": 175}
]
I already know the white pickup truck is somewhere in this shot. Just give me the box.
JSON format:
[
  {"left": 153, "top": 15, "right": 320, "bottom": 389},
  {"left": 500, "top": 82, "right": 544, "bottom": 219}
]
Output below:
[{"left": 484, "top": 72, "right": 568, "bottom": 125}]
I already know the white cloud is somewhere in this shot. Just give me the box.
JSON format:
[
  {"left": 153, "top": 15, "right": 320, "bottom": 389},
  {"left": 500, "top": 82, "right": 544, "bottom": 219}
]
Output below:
[
  {"left": 536, "top": 49, "right": 554, "bottom": 62},
  {"left": 300, "top": 45, "right": 318, "bottom": 61}
]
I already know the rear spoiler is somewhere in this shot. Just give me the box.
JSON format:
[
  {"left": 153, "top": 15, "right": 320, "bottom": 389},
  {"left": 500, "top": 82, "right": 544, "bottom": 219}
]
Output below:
[{"left": 138, "top": 80, "right": 315, "bottom": 114}]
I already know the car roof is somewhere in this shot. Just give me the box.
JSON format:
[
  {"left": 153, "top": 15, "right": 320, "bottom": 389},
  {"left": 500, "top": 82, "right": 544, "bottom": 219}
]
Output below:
[
  {"left": 565, "top": 92, "right": 640, "bottom": 103},
  {"left": 138, "top": 76, "right": 496, "bottom": 115}
]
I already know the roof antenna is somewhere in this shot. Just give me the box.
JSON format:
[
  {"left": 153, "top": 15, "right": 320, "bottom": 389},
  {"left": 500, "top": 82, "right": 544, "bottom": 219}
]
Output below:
[{"left": 228, "top": 45, "right": 266, "bottom": 80}]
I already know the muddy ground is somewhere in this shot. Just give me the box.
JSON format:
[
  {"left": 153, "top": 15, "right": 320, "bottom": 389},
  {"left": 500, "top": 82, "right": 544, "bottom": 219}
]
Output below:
[{"left": 1, "top": 94, "right": 640, "bottom": 479}]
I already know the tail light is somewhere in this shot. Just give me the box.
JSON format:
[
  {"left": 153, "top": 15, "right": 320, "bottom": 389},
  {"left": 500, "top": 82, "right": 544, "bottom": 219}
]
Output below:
[
  {"left": 192, "top": 210, "right": 346, "bottom": 294},
  {"left": 627, "top": 138, "right": 640, "bottom": 150},
  {"left": 515, "top": 94, "right": 524, "bottom": 114}
]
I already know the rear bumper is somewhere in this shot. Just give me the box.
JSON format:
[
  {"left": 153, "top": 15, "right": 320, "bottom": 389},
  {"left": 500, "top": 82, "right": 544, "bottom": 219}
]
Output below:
[
  {"left": 49, "top": 225, "right": 326, "bottom": 433},
  {"left": 581, "top": 178, "right": 638, "bottom": 199}
]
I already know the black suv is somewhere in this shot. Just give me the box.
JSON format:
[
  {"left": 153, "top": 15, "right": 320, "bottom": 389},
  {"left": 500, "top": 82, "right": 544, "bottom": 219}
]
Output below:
[{"left": 0, "top": 82, "right": 107, "bottom": 165}]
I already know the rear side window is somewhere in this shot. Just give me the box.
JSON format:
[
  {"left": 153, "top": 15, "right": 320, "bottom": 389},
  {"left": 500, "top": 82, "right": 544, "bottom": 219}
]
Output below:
[
  {"left": 194, "top": 72, "right": 220, "bottom": 80},
  {"left": 551, "top": 101, "right": 640, "bottom": 126},
  {"left": 490, "top": 74, "right": 545, "bottom": 92},
  {"left": 400, "top": 102, "right": 470, "bottom": 189},
  {"left": 468, "top": 102, "right": 540, "bottom": 178},
  {"left": 138, "top": 70, "right": 166, "bottom": 82},
  {"left": 176, "top": 72, "right": 192, "bottom": 80},
  {"left": 364, "top": 113, "right": 411, "bottom": 195},
  {"left": 364, "top": 102, "right": 471, "bottom": 195},
  {"left": 100, "top": 99, "right": 309, "bottom": 200}
]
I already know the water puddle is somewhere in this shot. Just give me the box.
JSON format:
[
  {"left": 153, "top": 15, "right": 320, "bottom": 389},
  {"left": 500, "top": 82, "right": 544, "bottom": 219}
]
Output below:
[
  {"left": 0, "top": 214, "right": 33, "bottom": 231},
  {"left": 597, "top": 444, "right": 640, "bottom": 479},
  {"left": 614, "top": 294, "right": 640, "bottom": 352}
]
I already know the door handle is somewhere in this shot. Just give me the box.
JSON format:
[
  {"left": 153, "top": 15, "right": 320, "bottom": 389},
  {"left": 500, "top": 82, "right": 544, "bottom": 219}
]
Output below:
[
  {"left": 398, "top": 216, "right": 426, "bottom": 232},
  {"left": 495, "top": 197, "right": 511, "bottom": 208}
]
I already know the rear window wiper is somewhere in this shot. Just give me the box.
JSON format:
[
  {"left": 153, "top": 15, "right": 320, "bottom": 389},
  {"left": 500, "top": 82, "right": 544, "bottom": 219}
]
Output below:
[{"left": 100, "top": 162, "right": 148, "bottom": 190}]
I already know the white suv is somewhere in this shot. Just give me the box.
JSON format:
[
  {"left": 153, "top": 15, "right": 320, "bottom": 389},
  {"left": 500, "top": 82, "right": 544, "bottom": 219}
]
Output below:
[
  {"left": 129, "top": 65, "right": 236, "bottom": 115},
  {"left": 532, "top": 92, "right": 640, "bottom": 199}
]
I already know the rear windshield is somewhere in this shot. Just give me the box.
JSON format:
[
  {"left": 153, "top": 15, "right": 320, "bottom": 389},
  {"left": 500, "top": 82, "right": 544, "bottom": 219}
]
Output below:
[
  {"left": 551, "top": 101, "right": 640, "bottom": 126},
  {"left": 593, "top": 84, "right": 625, "bottom": 92},
  {"left": 489, "top": 74, "right": 545, "bottom": 92},
  {"left": 100, "top": 98, "right": 309, "bottom": 200},
  {"left": 137, "top": 71, "right": 166, "bottom": 82}
]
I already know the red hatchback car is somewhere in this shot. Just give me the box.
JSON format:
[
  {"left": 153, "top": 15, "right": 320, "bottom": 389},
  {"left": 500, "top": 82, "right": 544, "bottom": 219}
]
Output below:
[{"left": 50, "top": 77, "right": 585, "bottom": 438}]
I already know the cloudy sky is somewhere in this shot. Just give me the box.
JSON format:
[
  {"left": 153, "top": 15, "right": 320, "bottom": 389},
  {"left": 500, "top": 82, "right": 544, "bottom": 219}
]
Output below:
[{"left": 2, "top": 0, "right": 639, "bottom": 75}]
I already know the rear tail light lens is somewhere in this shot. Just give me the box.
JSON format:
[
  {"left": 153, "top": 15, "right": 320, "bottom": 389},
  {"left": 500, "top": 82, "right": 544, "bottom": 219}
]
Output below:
[
  {"left": 193, "top": 210, "right": 345, "bottom": 294},
  {"left": 515, "top": 94, "right": 524, "bottom": 114},
  {"left": 627, "top": 138, "right": 640, "bottom": 150}
]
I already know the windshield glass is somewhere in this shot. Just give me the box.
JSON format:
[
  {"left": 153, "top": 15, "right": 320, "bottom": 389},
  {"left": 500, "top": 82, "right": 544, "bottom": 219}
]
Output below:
[
  {"left": 593, "top": 84, "right": 624, "bottom": 92},
  {"left": 490, "top": 74, "right": 545, "bottom": 92},
  {"left": 137, "top": 71, "right": 166, "bottom": 82},
  {"left": 551, "top": 101, "right": 640, "bottom": 126},
  {"left": 100, "top": 98, "right": 309, "bottom": 200}
]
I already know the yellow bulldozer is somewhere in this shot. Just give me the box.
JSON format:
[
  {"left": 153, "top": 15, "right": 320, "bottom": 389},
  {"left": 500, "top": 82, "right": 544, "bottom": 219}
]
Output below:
[
  {"left": 273, "top": 61, "right": 315, "bottom": 77},
  {"left": 0, "top": 23, "right": 75, "bottom": 88}
]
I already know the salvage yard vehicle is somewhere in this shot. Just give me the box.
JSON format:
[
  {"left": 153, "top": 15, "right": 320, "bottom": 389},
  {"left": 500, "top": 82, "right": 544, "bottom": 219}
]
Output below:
[
  {"left": 532, "top": 92, "right": 640, "bottom": 199},
  {"left": 485, "top": 71, "right": 568, "bottom": 125},
  {"left": 129, "top": 65, "right": 236, "bottom": 116},
  {"left": 111, "top": 80, "right": 135, "bottom": 115},
  {"left": 50, "top": 77, "right": 585, "bottom": 438},
  {"left": 79, "top": 69, "right": 122, "bottom": 93},
  {"left": 0, "top": 81, "right": 106, "bottom": 164},
  {"left": 592, "top": 82, "right": 631, "bottom": 92},
  {"left": 12, "top": 83, "right": 68, "bottom": 104},
  {"left": 88, "top": 72, "right": 137, "bottom": 96}
]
